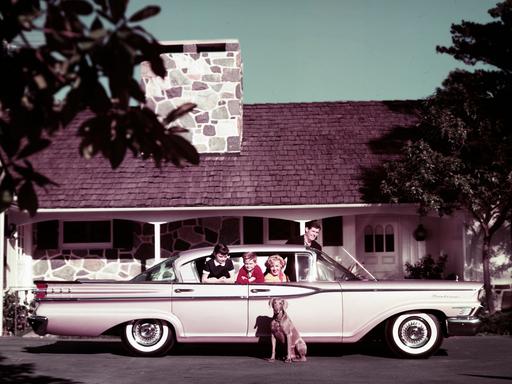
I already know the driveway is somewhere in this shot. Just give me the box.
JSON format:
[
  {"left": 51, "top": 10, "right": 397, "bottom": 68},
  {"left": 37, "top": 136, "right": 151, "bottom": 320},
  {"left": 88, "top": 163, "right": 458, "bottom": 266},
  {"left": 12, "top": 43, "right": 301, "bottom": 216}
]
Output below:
[{"left": 0, "top": 335, "right": 511, "bottom": 384}]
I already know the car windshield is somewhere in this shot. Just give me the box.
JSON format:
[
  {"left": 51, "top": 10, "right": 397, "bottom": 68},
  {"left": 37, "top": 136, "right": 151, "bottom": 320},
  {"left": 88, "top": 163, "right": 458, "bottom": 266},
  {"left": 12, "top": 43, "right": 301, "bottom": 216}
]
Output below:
[
  {"left": 131, "top": 256, "right": 178, "bottom": 282},
  {"left": 313, "top": 249, "right": 360, "bottom": 281}
]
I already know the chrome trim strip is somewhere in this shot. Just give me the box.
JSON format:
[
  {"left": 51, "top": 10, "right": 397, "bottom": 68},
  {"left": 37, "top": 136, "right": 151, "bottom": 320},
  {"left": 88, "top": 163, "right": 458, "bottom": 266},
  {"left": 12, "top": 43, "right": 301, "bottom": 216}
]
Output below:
[{"left": 36, "top": 285, "right": 477, "bottom": 302}]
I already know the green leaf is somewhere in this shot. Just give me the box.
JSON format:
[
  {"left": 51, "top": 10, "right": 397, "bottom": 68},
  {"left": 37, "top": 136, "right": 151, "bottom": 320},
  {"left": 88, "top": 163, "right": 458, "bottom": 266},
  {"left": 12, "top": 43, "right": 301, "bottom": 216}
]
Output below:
[
  {"left": 108, "top": 0, "right": 128, "bottom": 22},
  {"left": 88, "top": 81, "right": 112, "bottom": 114},
  {"left": 166, "top": 134, "right": 200, "bottom": 165},
  {"left": 148, "top": 52, "right": 166, "bottom": 78},
  {"left": 61, "top": 0, "right": 94, "bottom": 15},
  {"left": 17, "top": 181, "right": 38, "bottom": 217},
  {"left": 128, "top": 78, "right": 146, "bottom": 102},
  {"left": 31, "top": 170, "right": 59, "bottom": 188},
  {"left": 128, "top": 6, "right": 160, "bottom": 22},
  {"left": 109, "top": 138, "right": 127, "bottom": 169},
  {"left": 164, "top": 103, "right": 197, "bottom": 124},
  {"left": 16, "top": 139, "right": 51, "bottom": 159},
  {"left": 0, "top": 173, "right": 15, "bottom": 213}
]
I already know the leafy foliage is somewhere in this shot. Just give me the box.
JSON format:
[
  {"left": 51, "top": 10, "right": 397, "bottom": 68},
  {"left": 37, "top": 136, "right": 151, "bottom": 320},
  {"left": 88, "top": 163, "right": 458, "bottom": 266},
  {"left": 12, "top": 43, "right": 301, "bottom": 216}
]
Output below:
[
  {"left": 375, "top": 1, "right": 512, "bottom": 312},
  {"left": 404, "top": 254, "right": 447, "bottom": 280},
  {"left": 0, "top": 0, "right": 199, "bottom": 216},
  {"left": 2, "top": 290, "right": 34, "bottom": 336},
  {"left": 478, "top": 310, "right": 512, "bottom": 335}
]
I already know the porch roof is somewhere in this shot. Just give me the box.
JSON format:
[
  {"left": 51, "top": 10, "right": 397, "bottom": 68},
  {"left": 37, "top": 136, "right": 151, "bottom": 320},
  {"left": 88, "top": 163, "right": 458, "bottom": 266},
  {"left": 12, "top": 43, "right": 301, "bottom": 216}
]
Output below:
[{"left": 31, "top": 100, "right": 418, "bottom": 210}]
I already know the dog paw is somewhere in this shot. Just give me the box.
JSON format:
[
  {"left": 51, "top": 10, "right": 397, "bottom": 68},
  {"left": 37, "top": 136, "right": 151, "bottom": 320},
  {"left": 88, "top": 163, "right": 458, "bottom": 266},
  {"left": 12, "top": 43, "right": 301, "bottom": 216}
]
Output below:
[
  {"left": 292, "top": 357, "right": 307, "bottom": 362},
  {"left": 284, "top": 358, "right": 292, "bottom": 363},
  {"left": 266, "top": 358, "right": 276, "bottom": 363}
]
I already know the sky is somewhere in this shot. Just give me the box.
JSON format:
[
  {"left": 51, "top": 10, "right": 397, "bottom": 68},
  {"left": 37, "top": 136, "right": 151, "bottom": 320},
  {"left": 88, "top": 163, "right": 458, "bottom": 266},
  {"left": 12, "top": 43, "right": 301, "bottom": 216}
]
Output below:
[{"left": 130, "top": 0, "right": 496, "bottom": 103}]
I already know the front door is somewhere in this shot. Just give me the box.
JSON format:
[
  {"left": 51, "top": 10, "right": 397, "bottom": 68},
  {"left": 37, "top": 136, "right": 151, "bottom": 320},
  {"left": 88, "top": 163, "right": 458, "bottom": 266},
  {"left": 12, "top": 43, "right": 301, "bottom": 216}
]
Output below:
[{"left": 358, "top": 220, "right": 401, "bottom": 279}]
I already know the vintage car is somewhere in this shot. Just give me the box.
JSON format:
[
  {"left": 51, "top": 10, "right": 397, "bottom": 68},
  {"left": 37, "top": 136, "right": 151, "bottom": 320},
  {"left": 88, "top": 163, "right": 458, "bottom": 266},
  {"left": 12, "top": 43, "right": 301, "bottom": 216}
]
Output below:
[{"left": 28, "top": 245, "right": 483, "bottom": 359}]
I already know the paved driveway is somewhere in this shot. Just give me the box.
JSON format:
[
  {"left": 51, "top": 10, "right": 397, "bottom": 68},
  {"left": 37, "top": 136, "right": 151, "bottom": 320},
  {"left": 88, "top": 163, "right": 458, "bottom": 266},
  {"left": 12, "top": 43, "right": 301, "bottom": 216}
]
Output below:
[{"left": 0, "top": 335, "right": 511, "bottom": 384}]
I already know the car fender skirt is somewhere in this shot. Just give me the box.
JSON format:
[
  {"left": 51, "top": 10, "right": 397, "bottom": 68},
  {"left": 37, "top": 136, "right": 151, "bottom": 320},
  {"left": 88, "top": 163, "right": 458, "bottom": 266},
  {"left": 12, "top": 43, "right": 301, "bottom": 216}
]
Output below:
[
  {"left": 28, "top": 315, "right": 48, "bottom": 336},
  {"left": 446, "top": 316, "right": 481, "bottom": 336}
]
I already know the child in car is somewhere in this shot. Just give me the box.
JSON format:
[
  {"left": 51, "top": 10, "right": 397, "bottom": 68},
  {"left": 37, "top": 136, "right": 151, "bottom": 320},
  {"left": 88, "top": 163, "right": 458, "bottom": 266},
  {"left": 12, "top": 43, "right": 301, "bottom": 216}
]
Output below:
[
  {"left": 202, "top": 243, "right": 235, "bottom": 283},
  {"left": 235, "top": 252, "right": 265, "bottom": 284}
]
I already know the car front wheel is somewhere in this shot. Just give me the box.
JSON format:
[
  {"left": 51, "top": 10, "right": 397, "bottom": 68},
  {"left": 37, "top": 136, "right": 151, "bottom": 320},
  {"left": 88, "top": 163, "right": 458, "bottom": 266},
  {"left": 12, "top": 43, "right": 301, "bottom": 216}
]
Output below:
[
  {"left": 385, "top": 312, "right": 443, "bottom": 359},
  {"left": 121, "top": 319, "right": 175, "bottom": 357}
]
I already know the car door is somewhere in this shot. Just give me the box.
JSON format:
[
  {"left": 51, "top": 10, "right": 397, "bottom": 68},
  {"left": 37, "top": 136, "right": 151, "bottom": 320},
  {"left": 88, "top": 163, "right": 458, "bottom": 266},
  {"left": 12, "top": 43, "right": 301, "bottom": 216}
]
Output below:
[
  {"left": 171, "top": 254, "right": 249, "bottom": 338},
  {"left": 247, "top": 251, "right": 343, "bottom": 341}
]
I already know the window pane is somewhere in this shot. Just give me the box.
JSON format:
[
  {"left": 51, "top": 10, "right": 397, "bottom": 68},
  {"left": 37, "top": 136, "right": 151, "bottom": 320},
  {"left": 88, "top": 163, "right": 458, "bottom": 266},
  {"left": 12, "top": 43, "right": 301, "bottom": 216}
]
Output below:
[
  {"left": 63, "top": 221, "right": 111, "bottom": 243},
  {"left": 364, "top": 234, "right": 373, "bottom": 252},
  {"left": 268, "top": 218, "right": 299, "bottom": 241},
  {"left": 243, "top": 217, "right": 263, "bottom": 244},
  {"left": 364, "top": 226, "right": 373, "bottom": 252},
  {"left": 385, "top": 225, "right": 394, "bottom": 252},
  {"left": 374, "top": 225, "right": 384, "bottom": 252},
  {"left": 322, "top": 216, "right": 343, "bottom": 246}
]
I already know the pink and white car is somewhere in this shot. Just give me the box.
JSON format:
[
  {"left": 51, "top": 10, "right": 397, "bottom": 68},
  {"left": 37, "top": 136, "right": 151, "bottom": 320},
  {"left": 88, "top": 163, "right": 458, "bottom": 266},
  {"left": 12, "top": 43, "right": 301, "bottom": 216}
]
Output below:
[{"left": 28, "top": 245, "right": 483, "bottom": 358}]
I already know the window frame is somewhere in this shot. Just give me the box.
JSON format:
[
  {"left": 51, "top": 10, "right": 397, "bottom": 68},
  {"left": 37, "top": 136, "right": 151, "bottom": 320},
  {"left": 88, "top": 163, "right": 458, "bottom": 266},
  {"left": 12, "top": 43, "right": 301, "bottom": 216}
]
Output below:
[
  {"left": 59, "top": 220, "right": 113, "bottom": 249},
  {"left": 363, "top": 223, "right": 395, "bottom": 253}
]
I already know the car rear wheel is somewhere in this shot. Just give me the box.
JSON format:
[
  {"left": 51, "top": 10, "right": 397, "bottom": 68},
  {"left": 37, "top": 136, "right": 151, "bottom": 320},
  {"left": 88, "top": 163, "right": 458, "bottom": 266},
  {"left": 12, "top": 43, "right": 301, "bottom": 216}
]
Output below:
[
  {"left": 121, "top": 319, "right": 175, "bottom": 357},
  {"left": 385, "top": 313, "right": 443, "bottom": 359}
]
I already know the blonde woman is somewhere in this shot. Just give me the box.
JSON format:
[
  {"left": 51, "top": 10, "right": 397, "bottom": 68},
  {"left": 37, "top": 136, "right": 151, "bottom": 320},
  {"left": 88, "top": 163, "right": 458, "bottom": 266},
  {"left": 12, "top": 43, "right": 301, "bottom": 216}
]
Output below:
[{"left": 264, "top": 255, "right": 289, "bottom": 282}]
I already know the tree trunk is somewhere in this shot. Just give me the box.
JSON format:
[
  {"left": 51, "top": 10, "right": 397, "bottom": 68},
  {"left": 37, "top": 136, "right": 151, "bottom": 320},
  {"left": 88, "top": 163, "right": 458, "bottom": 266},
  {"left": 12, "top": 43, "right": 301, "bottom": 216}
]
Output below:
[{"left": 482, "top": 234, "right": 495, "bottom": 313}]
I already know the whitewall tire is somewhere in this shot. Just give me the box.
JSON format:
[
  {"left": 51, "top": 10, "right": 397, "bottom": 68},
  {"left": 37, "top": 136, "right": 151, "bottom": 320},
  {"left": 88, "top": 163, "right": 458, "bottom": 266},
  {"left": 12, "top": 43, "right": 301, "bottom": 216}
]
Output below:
[
  {"left": 121, "top": 319, "right": 175, "bottom": 357},
  {"left": 385, "top": 313, "right": 443, "bottom": 359}
]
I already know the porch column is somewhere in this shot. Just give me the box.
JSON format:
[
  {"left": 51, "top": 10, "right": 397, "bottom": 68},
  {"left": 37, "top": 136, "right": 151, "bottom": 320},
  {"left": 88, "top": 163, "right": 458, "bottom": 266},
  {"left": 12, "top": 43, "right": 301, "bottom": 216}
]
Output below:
[
  {"left": 151, "top": 222, "right": 165, "bottom": 262},
  {"left": 0, "top": 211, "right": 4, "bottom": 336},
  {"left": 298, "top": 220, "right": 307, "bottom": 235}
]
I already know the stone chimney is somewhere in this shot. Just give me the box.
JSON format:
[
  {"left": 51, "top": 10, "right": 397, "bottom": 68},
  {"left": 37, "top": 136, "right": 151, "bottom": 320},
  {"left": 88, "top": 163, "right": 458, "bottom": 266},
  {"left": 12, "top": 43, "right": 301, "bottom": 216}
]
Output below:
[{"left": 141, "top": 39, "right": 243, "bottom": 153}]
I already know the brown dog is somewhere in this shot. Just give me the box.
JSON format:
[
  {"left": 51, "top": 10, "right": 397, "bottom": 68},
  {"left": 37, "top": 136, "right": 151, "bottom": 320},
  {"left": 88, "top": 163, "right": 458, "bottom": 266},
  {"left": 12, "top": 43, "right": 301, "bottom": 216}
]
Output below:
[{"left": 268, "top": 298, "right": 307, "bottom": 362}]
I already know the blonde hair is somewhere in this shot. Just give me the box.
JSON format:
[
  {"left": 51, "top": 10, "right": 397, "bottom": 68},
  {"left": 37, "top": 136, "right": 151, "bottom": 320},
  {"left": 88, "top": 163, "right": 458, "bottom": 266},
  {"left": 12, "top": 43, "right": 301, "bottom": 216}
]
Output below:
[
  {"left": 242, "top": 252, "right": 257, "bottom": 261},
  {"left": 265, "top": 254, "right": 285, "bottom": 269}
]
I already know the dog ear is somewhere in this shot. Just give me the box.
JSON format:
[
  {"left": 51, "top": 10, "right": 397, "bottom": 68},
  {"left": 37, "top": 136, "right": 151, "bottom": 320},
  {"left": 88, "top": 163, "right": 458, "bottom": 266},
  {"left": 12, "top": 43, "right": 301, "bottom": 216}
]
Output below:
[
  {"left": 268, "top": 298, "right": 274, "bottom": 307},
  {"left": 283, "top": 299, "right": 288, "bottom": 310}
]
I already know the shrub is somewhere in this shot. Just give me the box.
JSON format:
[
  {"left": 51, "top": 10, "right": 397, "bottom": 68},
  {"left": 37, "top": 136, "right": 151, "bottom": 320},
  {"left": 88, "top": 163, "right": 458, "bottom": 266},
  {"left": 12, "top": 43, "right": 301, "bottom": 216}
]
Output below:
[
  {"left": 405, "top": 254, "right": 448, "bottom": 279},
  {"left": 478, "top": 310, "right": 512, "bottom": 335},
  {"left": 2, "top": 290, "right": 34, "bottom": 336}
]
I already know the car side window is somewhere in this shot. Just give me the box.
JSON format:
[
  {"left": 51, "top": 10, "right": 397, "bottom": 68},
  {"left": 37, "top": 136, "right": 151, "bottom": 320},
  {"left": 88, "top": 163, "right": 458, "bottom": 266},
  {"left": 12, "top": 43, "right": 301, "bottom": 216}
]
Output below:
[
  {"left": 296, "top": 253, "right": 313, "bottom": 282},
  {"left": 132, "top": 258, "right": 177, "bottom": 282}
]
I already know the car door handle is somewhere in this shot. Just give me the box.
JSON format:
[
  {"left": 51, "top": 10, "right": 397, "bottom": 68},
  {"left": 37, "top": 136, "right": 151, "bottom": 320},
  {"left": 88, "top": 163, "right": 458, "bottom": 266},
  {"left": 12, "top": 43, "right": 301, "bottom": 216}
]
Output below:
[
  {"left": 174, "top": 288, "right": 194, "bottom": 293},
  {"left": 250, "top": 289, "right": 270, "bottom": 293}
]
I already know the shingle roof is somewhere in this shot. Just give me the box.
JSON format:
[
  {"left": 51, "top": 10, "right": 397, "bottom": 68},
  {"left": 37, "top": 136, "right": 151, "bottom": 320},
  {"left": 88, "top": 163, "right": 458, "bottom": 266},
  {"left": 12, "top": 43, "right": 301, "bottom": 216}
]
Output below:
[{"left": 32, "top": 101, "right": 418, "bottom": 209}]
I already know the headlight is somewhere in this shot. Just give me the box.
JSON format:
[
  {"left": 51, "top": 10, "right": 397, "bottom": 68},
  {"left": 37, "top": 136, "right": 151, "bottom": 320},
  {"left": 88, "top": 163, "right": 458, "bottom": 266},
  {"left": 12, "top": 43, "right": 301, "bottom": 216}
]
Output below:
[{"left": 453, "top": 307, "right": 473, "bottom": 316}]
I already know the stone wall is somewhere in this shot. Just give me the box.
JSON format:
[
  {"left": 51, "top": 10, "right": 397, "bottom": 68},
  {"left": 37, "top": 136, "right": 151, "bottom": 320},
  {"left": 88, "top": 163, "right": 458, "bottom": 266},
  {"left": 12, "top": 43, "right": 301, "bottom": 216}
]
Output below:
[
  {"left": 141, "top": 40, "right": 243, "bottom": 153},
  {"left": 31, "top": 217, "right": 241, "bottom": 281}
]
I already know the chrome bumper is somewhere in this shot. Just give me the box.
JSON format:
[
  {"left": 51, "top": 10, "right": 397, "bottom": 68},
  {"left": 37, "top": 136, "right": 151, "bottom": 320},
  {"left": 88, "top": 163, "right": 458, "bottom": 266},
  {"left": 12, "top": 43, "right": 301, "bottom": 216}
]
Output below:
[
  {"left": 446, "top": 316, "right": 482, "bottom": 336},
  {"left": 28, "top": 315, "right": 48, "bottom": 336}
]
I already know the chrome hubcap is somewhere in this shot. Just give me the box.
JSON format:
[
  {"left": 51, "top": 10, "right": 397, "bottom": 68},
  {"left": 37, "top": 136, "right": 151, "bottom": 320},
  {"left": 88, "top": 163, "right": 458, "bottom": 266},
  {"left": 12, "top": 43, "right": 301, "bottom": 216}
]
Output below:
[
  {"left": 132, "top": 320, "right": 162, "bottom": 346},
  {"left": 399, "top": 318, "right": 429, "bottom": 348}
]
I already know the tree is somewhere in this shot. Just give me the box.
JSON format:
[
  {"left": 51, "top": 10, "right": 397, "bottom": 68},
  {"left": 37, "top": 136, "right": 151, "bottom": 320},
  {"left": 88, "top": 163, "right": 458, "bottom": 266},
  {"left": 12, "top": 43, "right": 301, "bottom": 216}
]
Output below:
[
  {"left": 0, "top": 0, "right": 199, "bottom": 216},
  {"left": 378, "top": 1, "right": 512, "bottom": 313}
]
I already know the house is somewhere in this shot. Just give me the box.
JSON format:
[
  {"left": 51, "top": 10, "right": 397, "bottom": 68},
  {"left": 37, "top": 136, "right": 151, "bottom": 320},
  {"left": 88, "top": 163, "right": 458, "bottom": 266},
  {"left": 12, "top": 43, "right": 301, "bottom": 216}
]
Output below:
[{"left": 1, "top": 40, "right": 507, "bottom": 322}]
